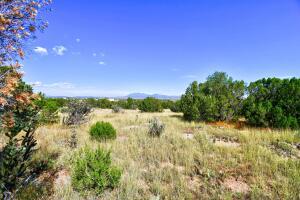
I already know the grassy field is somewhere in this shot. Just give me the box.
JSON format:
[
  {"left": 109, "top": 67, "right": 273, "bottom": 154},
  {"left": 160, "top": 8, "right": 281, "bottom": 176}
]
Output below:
[{"left": 16, "top": 109, "right": 300, "bottom": 199}]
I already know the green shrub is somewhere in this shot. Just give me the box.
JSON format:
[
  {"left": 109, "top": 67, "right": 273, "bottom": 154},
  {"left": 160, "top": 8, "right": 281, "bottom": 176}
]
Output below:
[
  {"left": 15, "top": 183, "right": 53, "bottom": 200},
  {"left": 98, "top": 98, "right": 113, "bottom": 109},
  {"left": 181, "top": 72, "right": 245, "bottom": 122},
  {"left": 170, "top": 100, "right": 182, "bottom": 113},
  {"left": 161, "top": 100, "right": 175, "bottom": 109},
  {"left": 89, "top": 121, "right": 117, "bottom": 141},
  {"left": 71, "top": 147, "right": 121, "bottom": 194},
  {"left": 125, "top": 97, "right": 138, "bottom": 109},
  {"left": 138, "top": 97, "right": 163, "bottom": 112},
  {"left": 148, "top": 117, "right": 165, "bottom": 137},
  {"left": 36, "top": 96, "right": 60, "bottom": 125},
  {"left": 243, "top": 78, "right": 300, "bottom": 129}
]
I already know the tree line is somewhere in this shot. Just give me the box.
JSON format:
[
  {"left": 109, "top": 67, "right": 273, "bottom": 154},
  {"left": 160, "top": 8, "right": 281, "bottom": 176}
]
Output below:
[
  {"left": 180, "top": 72, "right": 300, "bottom": 129},
  {"left": 39, "top": 72, "right": 300, "bottom": 130}
]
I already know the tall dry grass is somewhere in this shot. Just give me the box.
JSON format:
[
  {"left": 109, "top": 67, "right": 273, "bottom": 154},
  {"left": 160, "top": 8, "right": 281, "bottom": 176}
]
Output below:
[{"left": 4, "top": 109, "right": 299, "bottom": 199}]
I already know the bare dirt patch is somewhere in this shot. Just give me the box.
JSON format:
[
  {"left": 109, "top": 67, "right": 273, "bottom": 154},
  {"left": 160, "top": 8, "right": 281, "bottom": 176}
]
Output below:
[
  {"left": 54, "top": 169, "right": 71, "bottom": 190},
  {"left": 136, "top": 179, "right": 150, "bottom": 191},
  {"left": 185, "top": 176, "right": 202, "bottom": 192},
  {"left": 223, "top": 177, "right": 250, "bottom": 194},
  {"left": 182, "top": 127, "right": 202, "bottom": 139}
]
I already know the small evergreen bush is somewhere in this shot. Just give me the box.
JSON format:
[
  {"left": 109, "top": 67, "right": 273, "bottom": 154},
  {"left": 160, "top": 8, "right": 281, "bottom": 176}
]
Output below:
[
  {"left": 148, "top": 117, "right": 165, "bottom": 137},
  {"left": 37, "top": 96, "right": 60, "bottom": 125},
  {"left": 71, "top": 147, "right": 121, "bottom": 194},
  {"left": 138, "top": 97, "right": 163, "bottom": 112},
  {"left": 170, "top": 100, "right": 182, "bottom": 113},
  {"left": 89, "top": 121, "right": 117, "bottom": 141}
]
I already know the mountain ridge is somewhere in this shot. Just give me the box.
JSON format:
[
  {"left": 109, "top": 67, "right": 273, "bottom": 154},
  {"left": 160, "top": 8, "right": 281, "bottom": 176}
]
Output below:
[{"left": 47, "top": 93, "right": 180, "bottom": 100}]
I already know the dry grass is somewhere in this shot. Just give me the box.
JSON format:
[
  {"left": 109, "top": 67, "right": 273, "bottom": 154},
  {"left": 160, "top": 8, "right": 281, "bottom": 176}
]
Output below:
[{"left": 4, "top": 109, "right": 299, "bottom": 199}]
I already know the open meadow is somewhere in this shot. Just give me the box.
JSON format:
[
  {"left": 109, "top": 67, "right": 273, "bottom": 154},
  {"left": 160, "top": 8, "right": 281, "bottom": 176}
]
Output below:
[
  {"left": 14, "top": 109, "right": 299, "bottom": 200},
  {"left": 1, "top": 1, "right": 300, "bottom": 199}
]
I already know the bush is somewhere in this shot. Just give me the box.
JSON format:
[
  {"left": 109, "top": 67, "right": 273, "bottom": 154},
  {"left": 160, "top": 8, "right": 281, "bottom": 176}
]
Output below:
[
  {"left": 0, "top": 71, "right": 41, "bottom": 197},
  {"left": 85, "top": 98, "right": 99, "bottom": 108},
  {"left": 90, "top": 121, "right": 117, "bottom": 141},
  {"left": 36, "top": 96, "right": 60, "bottom": 125},
  {"left": 138, "top": 97, "right": 163, "bottom": 112},
  {"left": 63, "top": 100, "right": 91, "bottom": 126},
  {"left": 71, "top": 147, "right": 121, "bottom": 194},
  {"left": 243, "top": 78, "right": 300, "bottom": 129},
  {"left": 161, "top": 100, "right": 175, "bottom": 109},
  {"left": 181, "top": 72, "right": 245, "bottom": 122},
  {"left": 125, "top": 97, "right": 138, "bottom": 109},
  {"left": 170, "top": 100, "right": 182, "bottom": 113},
  {"left": 148, "top": 117, "right": 165, "bottom": 137},
  {"left": 98, "top": 98, "right": 113, "bottom": 109},
  {"left": 112, "top": 105, "right": 123, "bottom": 113}
]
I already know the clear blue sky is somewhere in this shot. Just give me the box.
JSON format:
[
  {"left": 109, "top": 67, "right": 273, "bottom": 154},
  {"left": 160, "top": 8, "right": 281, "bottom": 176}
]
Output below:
[{"left": 23, "top": 0, "right": 300, "bottom": 97}]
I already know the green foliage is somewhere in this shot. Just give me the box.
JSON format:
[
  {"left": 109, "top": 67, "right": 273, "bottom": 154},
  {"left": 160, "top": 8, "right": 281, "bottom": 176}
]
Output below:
[
  {"left": 85, "top": 98, "right": 99, "bottom": 108},
  {"left": 138, "top": 97, "right": 163, "bottom": 112},
  {"left": 170, "top": 100, "right": 182, "bottom": 113},
  {"left": 116, "top": 97, "right": 139, "bottom": 110},
  {"left": 71, "top": 147, "right": 121, "bottom": 194},
  {"left": 98, "top": 98, "right": 113, "bottom": 109},
  {"left": 89, "top": 121, "right": 117, "bottom": 141},
  {"left": 243, "top": 78, "right": 300, "bottom": 129},
  {"left": 15, "top": 183, "right": 53, "bottom": 200},
  {"left": 36, "top": 95, "right": 60, "bottom": 125},
  {"left": 125, "top": 97, "right": 138, "bottom": 109},
  {"left": 148, "top": 117, "right": 165, "bottom": 137},
  {"left": 161, "top": 100, "right": 175, "bottom": 109},
  {"left": 181, "top": 81, "right": 201, "bottom": 121},
  {"left": 181, "top": 72, "right": 245, "bottom": 122},
  {"left": 0, "top": 80, "right": 40, "bottom": 197}
]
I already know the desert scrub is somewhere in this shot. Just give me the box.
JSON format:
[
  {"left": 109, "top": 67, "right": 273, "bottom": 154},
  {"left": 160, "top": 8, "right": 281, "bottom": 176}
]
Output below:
[
  {"left": 138, "top": 97, "right": 163, "bottom": 112},
  {"left": 112, "top": 105, "right": 123, "bottom": 113},
  {"left": 148, "top": 117, "right": 165, "bottom": 137},
  {"left": 71, "top": 147, "right": 121, "bottom": 195},
  {"left": 89, "top": 121, "right": 117, "bottom": 141},
  {"left": 62, "top": 100, "right": 91, "bottom": 126}
]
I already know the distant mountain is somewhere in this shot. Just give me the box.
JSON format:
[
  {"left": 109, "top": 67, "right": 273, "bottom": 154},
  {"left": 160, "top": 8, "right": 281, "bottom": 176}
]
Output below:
[
  {"left": 124, "top": 93, "right": 180, "bottom": 100},
  {"left": 47, "top": 93, "right": 180, "bottom": 100}
]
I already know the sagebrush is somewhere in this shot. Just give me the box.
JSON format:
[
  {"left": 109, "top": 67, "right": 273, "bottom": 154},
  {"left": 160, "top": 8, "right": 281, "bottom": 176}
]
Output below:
[{"left": 71, "top": 147, "right": 121, "bottom": 194}]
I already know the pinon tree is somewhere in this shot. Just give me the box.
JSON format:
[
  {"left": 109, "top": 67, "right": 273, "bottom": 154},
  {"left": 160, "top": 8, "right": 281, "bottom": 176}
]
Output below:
[
  {"left": 243, "top": 78, "right": 300, "bottom": 129},
  {"left": 181, "top": 72, "right": 245, "bottom": 122},
  {"left": 0, "top": 0, "right": 51, "bottom": 198}
]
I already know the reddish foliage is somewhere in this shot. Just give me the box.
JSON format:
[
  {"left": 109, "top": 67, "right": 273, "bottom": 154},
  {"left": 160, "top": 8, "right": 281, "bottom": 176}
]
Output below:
[{"left": 0, "top": 0, "right": 51, "bottom": 64}]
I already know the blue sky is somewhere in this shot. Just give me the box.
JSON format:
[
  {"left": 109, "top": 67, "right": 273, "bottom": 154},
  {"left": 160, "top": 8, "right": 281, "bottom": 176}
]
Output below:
[{"left": 23, "top": 0, "right": 300, "bottom": 97}]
